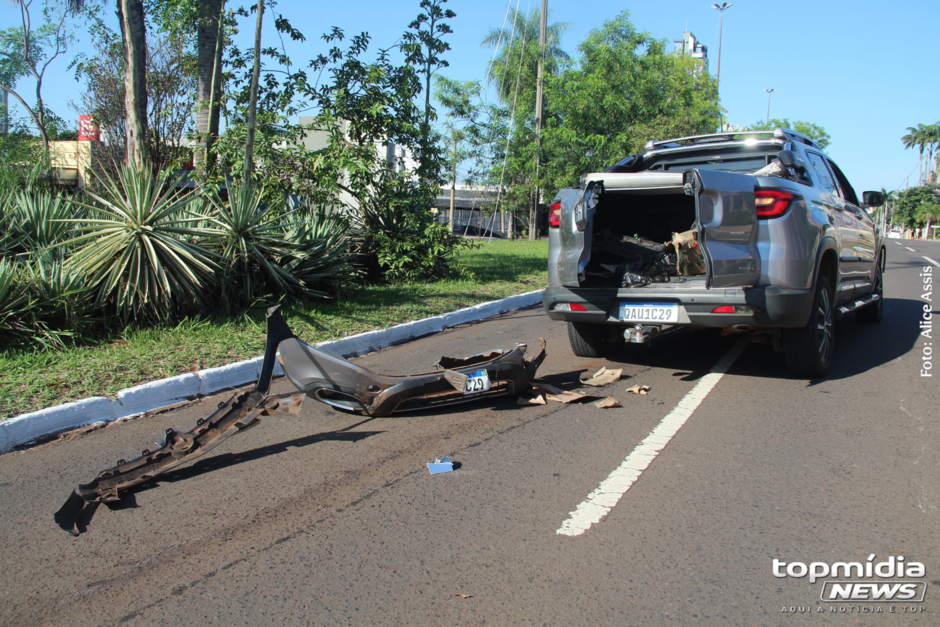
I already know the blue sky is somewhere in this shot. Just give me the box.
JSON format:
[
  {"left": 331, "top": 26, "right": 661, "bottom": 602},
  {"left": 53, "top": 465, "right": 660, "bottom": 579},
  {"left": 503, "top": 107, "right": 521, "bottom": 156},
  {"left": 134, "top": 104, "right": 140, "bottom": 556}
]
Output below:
[{"left": 2, "top": 0, "right": 937, "bottom": 194}]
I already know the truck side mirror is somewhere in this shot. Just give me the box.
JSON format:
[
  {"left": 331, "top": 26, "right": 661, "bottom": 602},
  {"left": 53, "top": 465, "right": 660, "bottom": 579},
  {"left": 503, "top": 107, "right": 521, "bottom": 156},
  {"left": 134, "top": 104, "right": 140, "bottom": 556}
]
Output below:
[{"left": 862, "top": 191, "right": 885, "bottom": 208}]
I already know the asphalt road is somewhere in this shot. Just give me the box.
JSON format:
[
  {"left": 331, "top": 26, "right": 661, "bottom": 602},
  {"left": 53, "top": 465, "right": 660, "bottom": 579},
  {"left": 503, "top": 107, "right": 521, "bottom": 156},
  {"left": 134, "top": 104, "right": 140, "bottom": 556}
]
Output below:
[{"left": 1, "top": 241, "right": 938, "bottom": 627}]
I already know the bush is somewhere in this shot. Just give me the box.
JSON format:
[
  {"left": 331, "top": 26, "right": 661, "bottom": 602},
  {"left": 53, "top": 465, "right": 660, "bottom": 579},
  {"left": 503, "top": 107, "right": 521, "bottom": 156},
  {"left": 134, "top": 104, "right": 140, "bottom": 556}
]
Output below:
[
  {"left": 204, "top": 182, "right": 352, "bottom": 310},
  {"left": 0, "top": 255, "right": 93, "bottom": 349},
  {"left": 65, "top": 167, "right": 220, "bottom": 321},
  {"left": 355, "top": 174, "right": 470, "bottom": 283}
]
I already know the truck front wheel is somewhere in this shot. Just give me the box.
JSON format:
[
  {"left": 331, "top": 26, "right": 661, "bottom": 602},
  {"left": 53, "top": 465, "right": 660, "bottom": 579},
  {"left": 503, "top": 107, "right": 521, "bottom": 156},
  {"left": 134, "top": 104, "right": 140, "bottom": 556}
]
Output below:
[
  {"left": 567, "top": 322, "right": 623, "bottom": 358},
  {"left": 783, "top": 274, "right": 834, "bottom": 377}
]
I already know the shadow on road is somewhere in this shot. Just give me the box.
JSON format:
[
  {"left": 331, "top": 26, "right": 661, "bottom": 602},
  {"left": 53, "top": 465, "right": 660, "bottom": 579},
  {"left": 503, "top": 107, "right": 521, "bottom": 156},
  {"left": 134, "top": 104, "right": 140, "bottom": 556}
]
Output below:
[
  {"left": 556, "top": 297, "right": 926, "bottom": 386},
  {"left": 721, "top": 297, "right": 923, "bottom": 385},
  {"left": 71, "top": 418, "right": 384, "bottom": 533}
]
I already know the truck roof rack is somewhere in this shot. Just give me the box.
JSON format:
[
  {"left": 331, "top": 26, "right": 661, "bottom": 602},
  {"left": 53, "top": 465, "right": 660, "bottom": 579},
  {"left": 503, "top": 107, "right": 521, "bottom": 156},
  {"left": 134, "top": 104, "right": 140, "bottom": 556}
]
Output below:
[{"left": 644, "top": 128, "right": 821, "bottom": 152}]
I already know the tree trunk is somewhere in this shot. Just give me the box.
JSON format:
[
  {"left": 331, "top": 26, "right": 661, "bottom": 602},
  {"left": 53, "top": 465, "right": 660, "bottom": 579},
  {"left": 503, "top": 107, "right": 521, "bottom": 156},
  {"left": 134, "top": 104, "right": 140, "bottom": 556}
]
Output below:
[
  {"left": 242, "top": 0, "right": 264, "bottom": 182},
  {"left": 120, "top": 0, "right": 148, "bottom": 169},
  {"left": 449, "top": 135, "right": 456, "bottom": 230},
  {"left": 530, "top": 0, "right": 547, "bottom": 242},
  {"left": 195, "top": 0, "right": 225, "bottom": 167}
]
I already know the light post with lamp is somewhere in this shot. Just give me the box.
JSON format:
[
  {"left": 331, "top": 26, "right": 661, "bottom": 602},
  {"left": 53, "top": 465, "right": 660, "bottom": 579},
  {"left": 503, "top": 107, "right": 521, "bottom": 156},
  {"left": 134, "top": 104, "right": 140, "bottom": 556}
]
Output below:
[
  {"left": 764, "top": 88, "right": 776, "bottom": 125},
  {"left": 711, "top": 3, "right": 733, "bottom": 130}
]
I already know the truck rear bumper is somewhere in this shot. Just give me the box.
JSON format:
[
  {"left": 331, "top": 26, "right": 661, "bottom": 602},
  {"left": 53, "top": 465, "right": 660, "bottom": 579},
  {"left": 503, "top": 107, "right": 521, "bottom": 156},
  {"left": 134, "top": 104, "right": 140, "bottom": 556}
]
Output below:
[{"left": 542, "top": 284, "right": 813, "bottom": 328}]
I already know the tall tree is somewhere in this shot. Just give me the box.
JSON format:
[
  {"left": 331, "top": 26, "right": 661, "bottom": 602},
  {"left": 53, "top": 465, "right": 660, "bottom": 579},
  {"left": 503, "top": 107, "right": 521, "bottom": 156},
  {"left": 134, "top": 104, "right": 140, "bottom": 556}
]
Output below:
[
  {"left": 541, "top": 11, "right": 720, "bottom": 193},
  {"left": 481, "top": 7, "right": 570, "bottom": 108},
  {"left": 242, "top": 0, "right": 264, "bottom": 181},
  {"left": 402, "top": 0, "right": 455, "bottom": 172},
  {"left": 73, "top": 21, "right": 196, "bottom": 172},
  {"left": 117, "top": 0, "right": 148, "bottom": 168},
  {"left": 901, "top": 124, "right": 927, "bottom": 185},
  {"left": 922, "top": 123, "right": 940, "bottom": 185},
  {"left": 194, "top": 0, "right": 225, "bottom": 167}
]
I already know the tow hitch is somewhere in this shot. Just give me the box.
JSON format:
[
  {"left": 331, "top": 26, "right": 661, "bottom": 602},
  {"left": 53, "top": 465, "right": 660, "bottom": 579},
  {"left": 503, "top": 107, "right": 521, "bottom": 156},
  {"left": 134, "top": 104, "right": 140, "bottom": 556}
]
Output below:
[{"left": 55, "top": 307, "right": 546, "bottom": 534}]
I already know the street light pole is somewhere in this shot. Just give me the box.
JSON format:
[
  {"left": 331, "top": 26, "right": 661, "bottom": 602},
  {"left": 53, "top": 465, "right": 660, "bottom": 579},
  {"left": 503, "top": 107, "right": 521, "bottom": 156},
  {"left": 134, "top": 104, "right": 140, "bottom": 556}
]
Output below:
[
  {"left": 764, "top": 88, "right": 776, "bottom": 125},
  {"left": 711, "top": 3, "right": 733, "bottom": 130}
]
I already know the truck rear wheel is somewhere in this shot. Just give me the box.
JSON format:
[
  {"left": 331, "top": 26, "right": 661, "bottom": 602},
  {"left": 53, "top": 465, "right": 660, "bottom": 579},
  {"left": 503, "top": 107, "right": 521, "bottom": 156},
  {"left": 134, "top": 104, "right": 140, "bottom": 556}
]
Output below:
[
  {"left": 784, "top": 274, "right": 834, "bottom": 377},
  {"left": 567, "top": 322, "right": 623, "bottom": 358}
]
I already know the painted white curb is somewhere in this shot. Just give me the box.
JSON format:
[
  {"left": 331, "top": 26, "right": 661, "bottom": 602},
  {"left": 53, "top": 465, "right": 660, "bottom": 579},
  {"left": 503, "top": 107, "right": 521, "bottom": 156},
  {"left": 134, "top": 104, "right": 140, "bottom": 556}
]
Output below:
[{"left": 0, "top": 289, "right": 545, "bottom": 454}]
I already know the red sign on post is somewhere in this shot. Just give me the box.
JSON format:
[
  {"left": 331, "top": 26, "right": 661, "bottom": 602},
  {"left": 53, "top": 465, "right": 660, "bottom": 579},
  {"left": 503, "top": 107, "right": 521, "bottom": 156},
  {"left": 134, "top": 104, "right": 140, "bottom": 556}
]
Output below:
[{"left": 78, "top": 115, "right": 99, "bottom": 141}]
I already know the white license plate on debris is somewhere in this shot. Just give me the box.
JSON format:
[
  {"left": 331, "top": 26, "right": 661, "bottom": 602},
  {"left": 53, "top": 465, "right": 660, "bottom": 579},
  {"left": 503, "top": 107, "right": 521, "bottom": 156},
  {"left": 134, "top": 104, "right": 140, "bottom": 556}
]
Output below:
[
  {"left": 620, "top": 302, "right": 679, "bottom": 323},
  {"left": 464, "top": 370, "right": 491, "bottom": 394}
]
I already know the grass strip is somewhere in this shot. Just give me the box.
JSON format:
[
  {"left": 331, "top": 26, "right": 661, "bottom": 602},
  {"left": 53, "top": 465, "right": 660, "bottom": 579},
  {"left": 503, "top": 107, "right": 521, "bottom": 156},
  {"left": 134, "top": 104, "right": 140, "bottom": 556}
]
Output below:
[{"left": 1, "top": 240, "right": 548, "bottom": 418}]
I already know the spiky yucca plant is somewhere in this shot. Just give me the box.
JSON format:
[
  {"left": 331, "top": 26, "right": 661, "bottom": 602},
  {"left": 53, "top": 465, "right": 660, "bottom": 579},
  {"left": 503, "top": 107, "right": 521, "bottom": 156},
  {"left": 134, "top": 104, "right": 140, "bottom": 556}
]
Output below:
[
  {"left": 205, "top": 182, "right": 350, "bottom": 310},
  {"left": 14, "top": 190, "right": 77, "bottom": 252},
  {"left": 65, "top": 167, "right": 219, "bottom": 321},
  {"left": 0, "top": 257, "right": 32, "bottom": 342}
]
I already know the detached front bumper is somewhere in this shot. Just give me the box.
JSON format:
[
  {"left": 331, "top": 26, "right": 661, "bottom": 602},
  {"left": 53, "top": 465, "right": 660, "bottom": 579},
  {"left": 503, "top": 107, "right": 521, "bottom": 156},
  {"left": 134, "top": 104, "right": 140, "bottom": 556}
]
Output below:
[
  {"left": 279, "top": 337, "right": 546, "bottom": 416},
  {"left": 542, "top": 284, "right": 813, "bottom": 328}
]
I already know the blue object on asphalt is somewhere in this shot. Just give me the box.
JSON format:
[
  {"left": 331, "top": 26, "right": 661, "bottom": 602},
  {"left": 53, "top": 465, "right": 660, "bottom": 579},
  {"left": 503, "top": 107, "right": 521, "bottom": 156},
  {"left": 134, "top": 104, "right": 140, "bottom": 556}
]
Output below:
[{"left": 427, "top": 456, "right": 454, "bottom": 474}]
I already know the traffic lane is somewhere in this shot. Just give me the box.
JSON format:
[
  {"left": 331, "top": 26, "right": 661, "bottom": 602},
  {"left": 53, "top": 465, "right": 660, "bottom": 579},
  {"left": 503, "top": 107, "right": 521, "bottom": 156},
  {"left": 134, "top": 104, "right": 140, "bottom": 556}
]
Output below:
[
  {"left": 0, "top": 311, "right": 736, "bottom": 626},
  {"left": 887, "top": 237, "right": 940, "bottom": 262},
  {"left": 550, "top": 248, "right": 937, "bottom": 624}
]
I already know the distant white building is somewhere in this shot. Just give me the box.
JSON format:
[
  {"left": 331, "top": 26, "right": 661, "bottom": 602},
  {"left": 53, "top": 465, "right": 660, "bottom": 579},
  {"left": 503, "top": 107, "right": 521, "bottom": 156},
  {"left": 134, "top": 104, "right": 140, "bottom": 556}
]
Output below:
[
  {"left": 674, "top": 31, "right": 708, "bottom": 72},
  {"left": 296, "top": 116, "right": 418, "bottom": 173},
  {"left": 295, "top": 116, "right": 421, "bottom": 210}
]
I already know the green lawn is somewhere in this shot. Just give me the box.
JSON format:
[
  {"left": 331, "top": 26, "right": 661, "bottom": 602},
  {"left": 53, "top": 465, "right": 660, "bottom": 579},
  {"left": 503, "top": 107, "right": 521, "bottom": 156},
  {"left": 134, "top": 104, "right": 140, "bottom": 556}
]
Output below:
[{"left": 0, "top": 240, "right": 548, "bottom": 419}]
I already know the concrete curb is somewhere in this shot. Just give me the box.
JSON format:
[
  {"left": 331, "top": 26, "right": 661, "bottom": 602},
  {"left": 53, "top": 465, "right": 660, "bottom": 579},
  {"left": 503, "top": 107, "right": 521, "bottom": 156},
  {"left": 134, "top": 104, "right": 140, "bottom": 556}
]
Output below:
[{"left": 0, "top": 289, "right": 545, "bottom": 454}]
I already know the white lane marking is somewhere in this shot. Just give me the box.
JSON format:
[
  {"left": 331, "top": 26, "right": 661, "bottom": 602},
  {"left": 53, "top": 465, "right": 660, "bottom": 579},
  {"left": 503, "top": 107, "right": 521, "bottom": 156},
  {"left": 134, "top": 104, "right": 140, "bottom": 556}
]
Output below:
[
  {"left": 905, "top": 246, "right": 917, "bottom": 252},
  {"left": 895, "top": 242, "right": 904, "bottom": 245},
  {"left": 556, "top": 338, "right": 748, "bottom": 537},
  {"left": 924, "top": 257, "right": 940, "bottom": 268}
]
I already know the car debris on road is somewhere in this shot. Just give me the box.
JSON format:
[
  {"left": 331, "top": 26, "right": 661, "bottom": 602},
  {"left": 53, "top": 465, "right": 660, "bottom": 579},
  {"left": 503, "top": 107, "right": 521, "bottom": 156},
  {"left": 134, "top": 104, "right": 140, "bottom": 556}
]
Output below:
[
  {"left": 427, "top": 456, "right": 454, "bottom": 474},
  {"left": 626, "top": 385, "right": 651, "bottom": 395},
  {"left": 579, "top": 366, "right": 624, "bottom": 387},
  {"left": 55, "top": 306, "right": 546, "bottom": 535}
]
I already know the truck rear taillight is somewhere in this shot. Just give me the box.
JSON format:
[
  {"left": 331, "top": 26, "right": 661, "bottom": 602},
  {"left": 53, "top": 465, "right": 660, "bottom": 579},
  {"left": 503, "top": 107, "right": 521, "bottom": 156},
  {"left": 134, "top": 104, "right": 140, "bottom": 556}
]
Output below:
[
  {"left": 549, "top": 201, "right": 561, "bottom": 228},
  {"left": 754, "top": 189, "right": 796, "bottom": 218}
]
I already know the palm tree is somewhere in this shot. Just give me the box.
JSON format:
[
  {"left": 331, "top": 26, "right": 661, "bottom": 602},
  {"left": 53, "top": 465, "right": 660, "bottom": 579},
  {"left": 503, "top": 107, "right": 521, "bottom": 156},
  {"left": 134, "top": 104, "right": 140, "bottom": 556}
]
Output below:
[
  {"left": 916, "top": 203, "right": 940, "bottom": 240},
  {"left": 481, "top": 8, "right": 571, "bottom": 104},
  {"left": 922, "top": 122, "right": 940, "bottom": 185},
  {"left": 901, "top": 124, "right": 926, "bottom": 185}
]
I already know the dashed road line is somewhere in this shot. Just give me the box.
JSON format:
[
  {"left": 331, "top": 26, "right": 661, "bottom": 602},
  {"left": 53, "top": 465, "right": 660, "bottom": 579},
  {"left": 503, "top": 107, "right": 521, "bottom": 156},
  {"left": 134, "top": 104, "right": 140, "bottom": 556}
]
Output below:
[
  {"left": 905, "top": 247, "right": 917, "bottom": 252},
  {"left": 556, "top": 338, "right": 748, "bottom": 537},
  {"left": 924, "top": 256, "right": 939, "bottom": 268}
]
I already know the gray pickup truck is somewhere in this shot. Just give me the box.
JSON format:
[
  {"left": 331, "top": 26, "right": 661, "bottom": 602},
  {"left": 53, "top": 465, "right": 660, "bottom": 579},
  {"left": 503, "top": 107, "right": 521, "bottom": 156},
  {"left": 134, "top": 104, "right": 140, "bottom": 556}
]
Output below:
[{"left": 543, "top": 128, "right": 885, "bottom": 376}]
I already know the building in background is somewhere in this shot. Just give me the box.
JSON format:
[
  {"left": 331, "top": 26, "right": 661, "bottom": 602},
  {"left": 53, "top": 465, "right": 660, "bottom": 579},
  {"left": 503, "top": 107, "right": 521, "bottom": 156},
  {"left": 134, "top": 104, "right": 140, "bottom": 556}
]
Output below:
[{"left": 674, "top": 31, "right": 708, "bottom": 73}]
